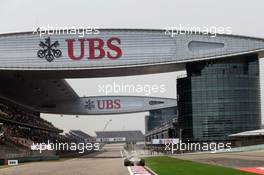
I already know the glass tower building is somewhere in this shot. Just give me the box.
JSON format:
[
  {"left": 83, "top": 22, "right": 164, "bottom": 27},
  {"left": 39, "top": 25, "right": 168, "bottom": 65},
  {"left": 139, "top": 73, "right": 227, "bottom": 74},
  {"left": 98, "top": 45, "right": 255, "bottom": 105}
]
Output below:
[
  {"left": 177, "top": 55, "right": 261, "bottom": 141},
  {"left": 145, "top": 107, "right": 177, "bottom": 133}
]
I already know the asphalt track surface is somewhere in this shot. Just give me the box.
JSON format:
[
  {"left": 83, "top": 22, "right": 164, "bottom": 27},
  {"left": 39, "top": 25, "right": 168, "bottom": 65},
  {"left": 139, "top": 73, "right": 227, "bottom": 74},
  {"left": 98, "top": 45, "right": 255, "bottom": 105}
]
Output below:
[
  {"left": 0, "top": 144, "right": 129, "bottom": 175},
  {"left": 175, "top": 150, "right": 264, "bottom": 168}
]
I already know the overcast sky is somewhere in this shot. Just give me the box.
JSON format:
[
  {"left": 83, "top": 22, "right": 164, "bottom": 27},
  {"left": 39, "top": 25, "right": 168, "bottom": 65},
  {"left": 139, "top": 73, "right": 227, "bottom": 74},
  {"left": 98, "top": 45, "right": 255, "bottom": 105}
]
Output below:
[{"left": 0, "top": 0, "right": 263, "bottom": 136}]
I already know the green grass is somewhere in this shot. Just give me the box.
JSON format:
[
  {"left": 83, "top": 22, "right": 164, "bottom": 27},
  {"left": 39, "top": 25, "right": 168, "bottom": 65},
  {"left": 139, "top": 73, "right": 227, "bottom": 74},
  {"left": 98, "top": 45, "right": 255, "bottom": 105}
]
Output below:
[{"left": 145, "top": 156, "right": 258, "bottom": 175}]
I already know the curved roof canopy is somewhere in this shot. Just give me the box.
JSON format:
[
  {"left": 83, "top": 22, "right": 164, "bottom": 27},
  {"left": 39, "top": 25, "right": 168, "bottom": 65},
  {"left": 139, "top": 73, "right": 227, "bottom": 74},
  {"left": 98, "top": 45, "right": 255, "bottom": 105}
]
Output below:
[
  {"left": 0, "top": 29, "right": 263, "bottom": 115},
  {"left": 0, "top": 29, "right": 264, "bottom": 78}
]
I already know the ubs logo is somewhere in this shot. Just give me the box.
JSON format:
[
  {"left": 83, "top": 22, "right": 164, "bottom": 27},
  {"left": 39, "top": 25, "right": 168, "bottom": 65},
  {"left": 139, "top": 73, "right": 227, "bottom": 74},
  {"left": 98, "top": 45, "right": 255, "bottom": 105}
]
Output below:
[
  {"left": 84, "top": 99, "right": 121, "bottom": 110},
  {"left": 84, "top": 99, "right": 95, "bottom": 110},
  {"left": 37, "top": 37, "right": 62, "bottom": 62}
]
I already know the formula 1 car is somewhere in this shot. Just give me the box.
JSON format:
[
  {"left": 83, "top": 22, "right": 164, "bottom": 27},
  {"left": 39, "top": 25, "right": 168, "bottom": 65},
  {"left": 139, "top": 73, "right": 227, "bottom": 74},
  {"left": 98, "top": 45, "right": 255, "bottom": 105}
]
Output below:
[{"left": 124, "top": 156, "right": 145, "bottom": 166}]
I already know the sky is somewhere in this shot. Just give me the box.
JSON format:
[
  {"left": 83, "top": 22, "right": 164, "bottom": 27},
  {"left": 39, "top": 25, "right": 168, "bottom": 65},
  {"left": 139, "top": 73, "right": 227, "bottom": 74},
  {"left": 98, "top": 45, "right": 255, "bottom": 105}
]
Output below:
[{"left": 0, "top": 0, "right": 263, "bottom": 136}]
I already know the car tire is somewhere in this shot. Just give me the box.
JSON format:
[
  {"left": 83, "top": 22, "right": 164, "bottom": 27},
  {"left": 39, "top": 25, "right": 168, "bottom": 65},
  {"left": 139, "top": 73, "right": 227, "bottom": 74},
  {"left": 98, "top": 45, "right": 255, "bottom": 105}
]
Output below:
[
  {"left": 124, "top": 159, "right": 130, "bottom": 166},
  {"left": 139, "top": 159, "right": 145, "bottom": 166}
]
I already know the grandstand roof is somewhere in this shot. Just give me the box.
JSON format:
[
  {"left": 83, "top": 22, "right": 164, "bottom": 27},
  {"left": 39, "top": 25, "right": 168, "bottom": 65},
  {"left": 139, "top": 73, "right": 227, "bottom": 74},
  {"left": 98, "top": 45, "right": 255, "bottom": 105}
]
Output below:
[
  {"left": 0, "top": 78, "right": 177, "bottom": 115},
  {"left": 0, "top": 79, "right": 78, "bottom": 110},
  {"left": 66, "top": 130, "right": 95, "bottom": 143},
  {"left": 95, "top": 130, "right": 144, "bottom": 142},
  {"left": 229, "top": 129, "right": 264, "bottom": 137},
  {"left": 70, "top": 130, "right": 93, "bottom": 139}
]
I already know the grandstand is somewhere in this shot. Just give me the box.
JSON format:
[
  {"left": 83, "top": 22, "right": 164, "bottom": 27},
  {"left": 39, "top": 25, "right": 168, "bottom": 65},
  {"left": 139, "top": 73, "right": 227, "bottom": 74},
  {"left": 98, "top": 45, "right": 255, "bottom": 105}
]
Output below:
[
  {"left": 229, "top": 129, "right": 264, "bottom": 146},
  {"left": 0, "top": 97, "right": 76, "bottom": 164},
  {"left": 96, "top": 130, "right": 144, "bottom": 143},
  {"left": 66, "top": 130, "right": 95, "bottom": 143}
]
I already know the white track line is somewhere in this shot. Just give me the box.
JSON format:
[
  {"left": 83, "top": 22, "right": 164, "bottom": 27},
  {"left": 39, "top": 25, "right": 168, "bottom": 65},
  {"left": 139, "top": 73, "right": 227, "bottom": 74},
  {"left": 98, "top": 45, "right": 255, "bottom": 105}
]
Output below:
[
  {"left": 120, "top": 150, "right": 124, "bottom": 158},
  {"left": 127, "top": 167, "right": 133, "bottom": 175}
]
